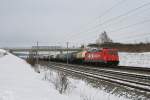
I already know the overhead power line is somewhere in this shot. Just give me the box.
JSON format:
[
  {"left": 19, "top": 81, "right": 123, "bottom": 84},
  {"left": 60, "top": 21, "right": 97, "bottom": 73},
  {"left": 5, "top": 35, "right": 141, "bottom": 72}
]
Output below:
[
  {"left": 70, "top": 17, "right": 150, "bottom": 44},
  {"left": 99, "top": 6, "right": 150, "bottom": 30},
  {"left": 65, "top": 0, "right": 127, "bottom": 40},
  {"left": 109, "top": 19, "right": 150, "bottom": 33},
  {"left": 122, "top": 33, "right": 150, "bottom": 42},
  {"left": 114, "top": 32, "right": 150, "bottom": 40},
  {"left": 70, "top": 1, "right": 150, "bottom": 39},
  {"left": 97, "top": 1, "right": 150, "bottom": 26},
  {"left": 68, "top": 18, "right": 150, "bottom": 40},
  {"left": 93, "top": 0, "right": 127, "bottom": 20}
]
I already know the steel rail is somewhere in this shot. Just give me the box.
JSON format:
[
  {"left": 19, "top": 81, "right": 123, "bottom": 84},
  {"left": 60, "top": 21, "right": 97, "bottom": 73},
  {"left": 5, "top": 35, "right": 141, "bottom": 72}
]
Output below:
[
  {"left": 48, "top": 62, "right": 150, "bottom": 92},
  {"left": 50, "top": 62, "right": 150, "bottom": 77},
  {"left": 50, "top": 63, "right": 150, "bottom": 86}
]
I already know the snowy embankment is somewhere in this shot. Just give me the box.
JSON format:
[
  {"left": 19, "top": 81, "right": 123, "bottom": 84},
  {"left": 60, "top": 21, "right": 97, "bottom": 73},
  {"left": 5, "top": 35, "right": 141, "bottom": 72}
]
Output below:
[
  {"left": 0, "top": 49, "right": 73, "bottom": 100},
  {"left": 119, "top": 52, "right": 150, "bottom": 68}
]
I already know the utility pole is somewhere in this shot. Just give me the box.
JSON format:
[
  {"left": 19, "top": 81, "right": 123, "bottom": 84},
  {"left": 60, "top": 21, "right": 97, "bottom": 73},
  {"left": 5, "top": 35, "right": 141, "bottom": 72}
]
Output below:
[
  {"left": 66, "top": 42, "right": 69, "bottom": 64},
  {"left": 55, "top": 46, "right": 56, "bottom": 58},
  {"left": 36, "top": 41, "right": 39, "bottom": 65},
  {"left": 49, "top": 51, "right": 51, "bottom": 61}
]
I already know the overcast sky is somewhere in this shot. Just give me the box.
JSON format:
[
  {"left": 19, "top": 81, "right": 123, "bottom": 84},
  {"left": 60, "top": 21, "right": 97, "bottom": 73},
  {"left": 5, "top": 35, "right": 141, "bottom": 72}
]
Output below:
[{"left": 0, "top": 0, "right": 150, "bottom": 47}]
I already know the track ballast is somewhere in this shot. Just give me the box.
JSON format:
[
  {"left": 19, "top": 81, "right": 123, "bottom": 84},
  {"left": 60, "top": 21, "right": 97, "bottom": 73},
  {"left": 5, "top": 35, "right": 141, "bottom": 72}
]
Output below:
[{"left": 48, "top": 62, "right": 150, "bottom": 92}]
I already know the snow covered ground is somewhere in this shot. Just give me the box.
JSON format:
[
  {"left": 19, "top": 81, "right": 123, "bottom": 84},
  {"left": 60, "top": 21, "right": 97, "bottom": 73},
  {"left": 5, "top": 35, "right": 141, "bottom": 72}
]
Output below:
[
  {"left": 0, "top": 49, "right": 129, "bottom": 100},
  {"left": 0, "top": 50, "right": 74, "bottom": 100},
  {"left": 119, "top": 52, "right": 150, "bottom": 67}
]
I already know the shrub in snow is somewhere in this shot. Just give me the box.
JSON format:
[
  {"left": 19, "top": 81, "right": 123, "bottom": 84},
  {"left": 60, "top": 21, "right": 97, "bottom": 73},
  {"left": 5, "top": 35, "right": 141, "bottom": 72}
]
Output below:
[{"left": 0, "top": 49, "right": 7, "bottom": 57}]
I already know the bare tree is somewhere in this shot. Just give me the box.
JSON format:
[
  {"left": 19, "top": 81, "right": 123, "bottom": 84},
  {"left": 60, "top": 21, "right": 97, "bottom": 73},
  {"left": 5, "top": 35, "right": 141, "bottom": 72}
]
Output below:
[
  {"left": 96, "top": 31, "right": 113, "bottom": 44},
  {"left": 54, "top": 72, "right": 69, "bottom": 94}
]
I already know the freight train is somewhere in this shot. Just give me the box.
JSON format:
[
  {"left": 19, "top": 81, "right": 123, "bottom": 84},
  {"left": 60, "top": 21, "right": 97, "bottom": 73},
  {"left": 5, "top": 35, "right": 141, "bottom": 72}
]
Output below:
[{"left": 50, "top": 48, "right": 119, "bottom": 66}]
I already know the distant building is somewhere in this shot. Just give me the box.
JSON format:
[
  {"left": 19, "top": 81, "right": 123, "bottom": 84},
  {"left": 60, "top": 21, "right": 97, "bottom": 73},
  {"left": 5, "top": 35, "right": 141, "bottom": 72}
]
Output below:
[{"left": 96, "top": 31, "right": 113, "bottom": 44}]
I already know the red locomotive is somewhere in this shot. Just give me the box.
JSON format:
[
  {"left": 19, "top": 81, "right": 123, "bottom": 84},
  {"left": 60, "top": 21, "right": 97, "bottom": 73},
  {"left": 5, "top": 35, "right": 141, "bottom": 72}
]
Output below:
[{"left": 84, "top": 48, "right": 119, "bottom": 66}]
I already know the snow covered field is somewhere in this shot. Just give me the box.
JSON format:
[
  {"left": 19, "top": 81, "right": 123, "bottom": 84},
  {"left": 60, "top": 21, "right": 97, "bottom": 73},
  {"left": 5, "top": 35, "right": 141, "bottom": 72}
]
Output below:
[
  {"left": 119, "top": 52, "right": 150, "bottom": 67},
  {"left": 0, "top": 49, "right": 130, "bottom": 100}
]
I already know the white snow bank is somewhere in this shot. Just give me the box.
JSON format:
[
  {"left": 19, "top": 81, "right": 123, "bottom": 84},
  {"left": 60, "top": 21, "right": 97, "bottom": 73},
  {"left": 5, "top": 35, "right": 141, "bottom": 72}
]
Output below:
[
  {"left": 0, "top": 49, "right": 73, "bottom": 100},
  {"left": 119, "top": 52, "right": 150, "bottom": 68}
]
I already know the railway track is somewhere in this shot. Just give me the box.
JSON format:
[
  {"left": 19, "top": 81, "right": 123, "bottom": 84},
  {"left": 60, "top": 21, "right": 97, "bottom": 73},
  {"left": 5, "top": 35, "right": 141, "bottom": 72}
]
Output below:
[{"left": 48, "top": 62, "right": 150, "bottom": 92}]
